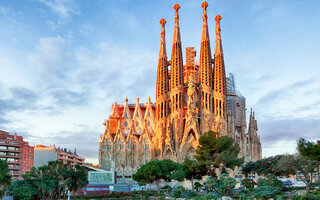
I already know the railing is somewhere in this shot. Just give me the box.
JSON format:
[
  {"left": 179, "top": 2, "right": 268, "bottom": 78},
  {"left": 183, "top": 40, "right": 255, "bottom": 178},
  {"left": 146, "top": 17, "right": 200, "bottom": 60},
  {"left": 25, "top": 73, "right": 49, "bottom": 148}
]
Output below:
[
  {"left": 0, "top": 143, "right": 22, "bottom": 147},
  {"left": 0, "top": 154, "right": 20, "bottom": 159},
  {"left": 0, "top": 149, "right": 21, "bottom": 153}
]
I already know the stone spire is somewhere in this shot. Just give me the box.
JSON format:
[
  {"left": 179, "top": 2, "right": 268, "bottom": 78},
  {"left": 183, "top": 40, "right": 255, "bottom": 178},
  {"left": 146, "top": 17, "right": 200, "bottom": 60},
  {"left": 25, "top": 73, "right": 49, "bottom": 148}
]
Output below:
[
  {"left": 170, "top": 3, "right": 184, "bottom": 90},
  {"left": 213, "top": 15, "right": 227, "bottom": 118},
  {"left": 199, "top": 1, "right": 213, "bottom": 89},
  {"left": 248, "top": 108, "right": 254, "bottom": 134},
  {"left": 156, "top": 18, "right": 169, "bottom": 102},
  {"left": 159, "top": 18, "right": 167, "bottom": 59},
  {"left": 213, "top": 14, "right": 226, "bottom": 94},
  {"left": 173, "top": 3, "right": 181, "bottom": 43}
]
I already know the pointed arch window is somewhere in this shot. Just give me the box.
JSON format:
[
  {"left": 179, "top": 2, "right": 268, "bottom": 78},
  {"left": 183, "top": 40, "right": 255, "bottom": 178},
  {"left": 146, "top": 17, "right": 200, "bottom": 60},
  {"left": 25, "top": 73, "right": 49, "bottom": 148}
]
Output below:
[
  {"left": 136, "top": 121, "right": 139, "bottom": 127},
  {"left": 125, "top": 121, "right": 128, "bottom": 127}
]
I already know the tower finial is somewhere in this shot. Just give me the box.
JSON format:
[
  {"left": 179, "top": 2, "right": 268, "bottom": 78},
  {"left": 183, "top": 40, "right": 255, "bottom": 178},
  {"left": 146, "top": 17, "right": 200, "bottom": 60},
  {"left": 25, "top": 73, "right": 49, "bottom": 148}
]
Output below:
[
  {"left": 215, "top": 15, "right": 222, "bottom": 39},
  {"left": 160, "top": 18, "right": 166, "bottom": 26},
  {"left": 201, "top": 1, "right": 208, "bottom": 23},
  {"left": 174, "top": 3, "right": 180, "bottom": 19},
  {"left": 159, "top": 18, "right": 167, "bottom": 58}
]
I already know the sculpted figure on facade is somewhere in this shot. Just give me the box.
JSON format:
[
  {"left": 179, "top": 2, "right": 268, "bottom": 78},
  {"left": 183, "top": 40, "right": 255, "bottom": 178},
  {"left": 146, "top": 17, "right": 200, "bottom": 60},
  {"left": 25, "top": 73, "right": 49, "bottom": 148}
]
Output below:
[{"left": 99, "top": 1, "right": 262, "bottom": 177}]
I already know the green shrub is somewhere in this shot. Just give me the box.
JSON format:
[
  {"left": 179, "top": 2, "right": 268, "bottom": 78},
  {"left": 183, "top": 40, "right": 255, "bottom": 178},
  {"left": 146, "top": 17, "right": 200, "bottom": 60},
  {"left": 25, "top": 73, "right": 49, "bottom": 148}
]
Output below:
[
  {"left": 312, "top": 187, "right": 320, "bottom": 196},
  {"left": 291, "top": 194, "right": 319, "bottom": 200},
  {"left": 257, "top": 174, "right": 283, "bottom": 188},
  {"left": 192, "top": 193, "right": 219, "bottom": 200},
  {"left": 172, "top": 185, "right": 186, "bottom": 198},
  {"left": 160, "top": 185, "right": 172, "bottom": 193},
  {"left": 241, "top": 178, "right": 256, "bottom": 189},
  {"left": 275, "top": 194, "right": 288, "bottom": 200},
  {"left": 237, "top": 191, "right": 254, "bottom": 200},
  {"left": 204, "top": 173, "right": 236, "bottom": 196},
  {"left": 183, "top": 190, "right": 197, "bottom": 198},
  {"left": 253, "top": 185, "right": 283, "bottom": 199},
  {"left": 7, "top": 180, "right": 41, "bottom": 200}
]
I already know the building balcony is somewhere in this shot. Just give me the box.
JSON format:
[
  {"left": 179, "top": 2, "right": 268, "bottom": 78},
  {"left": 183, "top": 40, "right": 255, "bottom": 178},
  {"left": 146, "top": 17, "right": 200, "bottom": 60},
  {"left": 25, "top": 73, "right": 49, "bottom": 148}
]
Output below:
[
  {"left": 0, "top": 143, "right": 22, "bottom": 147},
  {"left": 7, "top": 160, "right": 21, "bottom": 165},
  {"left": 0, "top": 154, "right": 20, "bottom": 159},
  {"left": 8, "top": 167, "right": 21, "bottom": 171},
  {"left": 0, "top": 149, "right": 21, "bottom": 153}
]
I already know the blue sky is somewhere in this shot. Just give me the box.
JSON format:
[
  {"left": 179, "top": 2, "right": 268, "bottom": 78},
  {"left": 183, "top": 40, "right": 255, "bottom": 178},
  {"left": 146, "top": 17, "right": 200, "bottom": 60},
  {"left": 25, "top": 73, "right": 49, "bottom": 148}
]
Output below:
[{"left": 0, "top": 0, "right": 319, "bottom": 164}]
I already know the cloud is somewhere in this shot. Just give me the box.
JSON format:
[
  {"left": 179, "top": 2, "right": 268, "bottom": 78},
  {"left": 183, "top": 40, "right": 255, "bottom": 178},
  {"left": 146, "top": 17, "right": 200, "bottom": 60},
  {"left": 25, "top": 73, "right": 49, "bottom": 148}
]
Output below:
[
  {"left": 28, "top": 127, "right": 100, "bottom": 161},
  {"left": 0, "top": 87, "right": 39, "bottom": 126},
  {"left": 257, "top": 78, "right": 313, "bottom": 105},
  {"left": 28, "top": 35, "right": 77, "bottom": 85},
  {"left": 260, "top": 118, "right": 320, "bottom": 144},
  {"left": 37, "top": 0, "right": 79, "bottom": 20},
  {"left": 254, "top": 78, "right": 320, "bottom": 120},
  {"left": 259, "top": 118, "right": 320, "bottom": 157},
  {"left": 50, "top": 89, "right": 87, "bottom": 106},
  {"left": 0, "top": 6, "right": 12, "bottom": 16}
]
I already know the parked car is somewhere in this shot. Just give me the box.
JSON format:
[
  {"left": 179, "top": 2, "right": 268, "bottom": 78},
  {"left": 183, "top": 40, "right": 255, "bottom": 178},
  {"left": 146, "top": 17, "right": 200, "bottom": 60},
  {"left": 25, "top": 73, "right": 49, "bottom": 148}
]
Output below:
[
  {"left": 292, "top": 181, "right": 306, "bottom": 187},
  {"left": 281, "top": 179, "right": 293, "bottom": 187}
]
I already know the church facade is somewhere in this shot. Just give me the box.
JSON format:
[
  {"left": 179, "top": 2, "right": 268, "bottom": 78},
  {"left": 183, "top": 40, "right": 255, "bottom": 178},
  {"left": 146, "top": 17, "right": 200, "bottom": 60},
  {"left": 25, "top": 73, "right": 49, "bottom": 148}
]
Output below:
[{"left": 99, "top": 2, "right": 262, "bottom": 177}]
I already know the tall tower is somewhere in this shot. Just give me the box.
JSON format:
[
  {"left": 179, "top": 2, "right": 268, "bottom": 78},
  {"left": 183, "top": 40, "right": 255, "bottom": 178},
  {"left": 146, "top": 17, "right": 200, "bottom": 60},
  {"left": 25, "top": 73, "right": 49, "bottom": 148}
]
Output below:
[
  {"left": 213, "top": 14, "right": 227, "bottom": 135},
  {"left": 155, "top": 18, "right": 169, "bottom": 158},
  {"left": 170, "top": 4, "right": 184, "bottom": 151},
  {"left": 199, "top": 1, "right": 214, "bottom": 133},
  {"left": 156, "top": 18, "right": 169, "bottom": 121}
]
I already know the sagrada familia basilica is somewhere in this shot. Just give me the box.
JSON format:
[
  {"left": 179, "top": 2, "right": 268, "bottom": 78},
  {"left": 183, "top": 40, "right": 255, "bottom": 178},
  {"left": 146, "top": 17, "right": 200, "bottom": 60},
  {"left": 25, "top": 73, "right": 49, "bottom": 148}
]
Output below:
[{"left": 99, "top": 2, "right": 262, "bottom": 177}]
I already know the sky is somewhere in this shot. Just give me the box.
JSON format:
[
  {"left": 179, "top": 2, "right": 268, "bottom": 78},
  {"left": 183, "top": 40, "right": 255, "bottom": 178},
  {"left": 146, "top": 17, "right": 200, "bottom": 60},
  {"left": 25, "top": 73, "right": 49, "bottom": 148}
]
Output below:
[{"left": 0, "top": 0, "right": 319, "bottom": 164}]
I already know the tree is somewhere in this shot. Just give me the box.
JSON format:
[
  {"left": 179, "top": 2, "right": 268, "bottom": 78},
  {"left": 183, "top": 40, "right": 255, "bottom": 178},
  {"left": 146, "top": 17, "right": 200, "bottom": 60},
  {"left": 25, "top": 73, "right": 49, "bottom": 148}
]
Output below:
[
  {"left": 253, "top": 186, "right": 282, "bottom": 200},
  {"left": 7, "top": 160, "right": 88, "bottom": 200},
  {"left": 0, "top": 160, "right": 11, "bottom": 199},
  {"left": 194, "top": 182, "right": 203, "bottom": 192},
  {"left": 298, "top": 138, "right": 320, "bottom": 162},
  {"left": 256, "top": 174, "right": 283, "bottom": 189},
  {"left": 204, "top": 173, "right": 236, "bottom": 196},
  {"left": 241, "top": 155, "right": 284, "bottom": 177},
  {"left": 171, "top": 158, "right": 207, "bottom": 191},
  {"left": 274, "top": 154, "right": 317, "bottom": 194},
  {"left": 253, "top": 174, "right": 284, "bottom": 200},
  {"left": 241, "top": 178, "right": 256, "bottom": 189},
  {"left": 241, "top": 161, "right": 258, "bottom": 178},
  {"left": 298, "top": 138, "right": 320, "bottom": 180},
  {"left": 274, "top": 154, "right": 296, "bottom": 176},
  {"left": 132, "top": 159, "right": 177, "bottom": 195},
  {"left": 195, "top": 131, "right": 243, "bottom": 177},
  {"left": 294, "top": 155, "right": 317, "bottom": 194},
  {"left": 7, "top": 180, "right": 40, "bottom": 200}
]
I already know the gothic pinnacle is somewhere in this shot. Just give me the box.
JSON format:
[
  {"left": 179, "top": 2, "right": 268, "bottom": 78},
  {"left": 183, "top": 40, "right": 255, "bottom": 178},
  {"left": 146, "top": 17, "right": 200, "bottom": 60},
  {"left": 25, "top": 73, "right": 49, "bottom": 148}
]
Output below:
[
  {"left": 173, "top": 3, "right": 181, "bottom": 42},
  {"left": 201, "top": 1, "right": 209, "bottom": 41},
  {"left": 156, "top": 18, "right": 169, "bottom": 100},
  {"left": 215, "top": 15, "right": 222, "bottom": 40},
  {"left": 170, "top": 3, "right": 183, "bottom": 89},
  {"left": 199, "top": 1, "right": 212, "bottom": 89},
  {"left": 159, "top": 18, "right": 167, "bottom": 58},
  {"left": 214, "top": 15, "right": 223, "bottom": 56}
]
